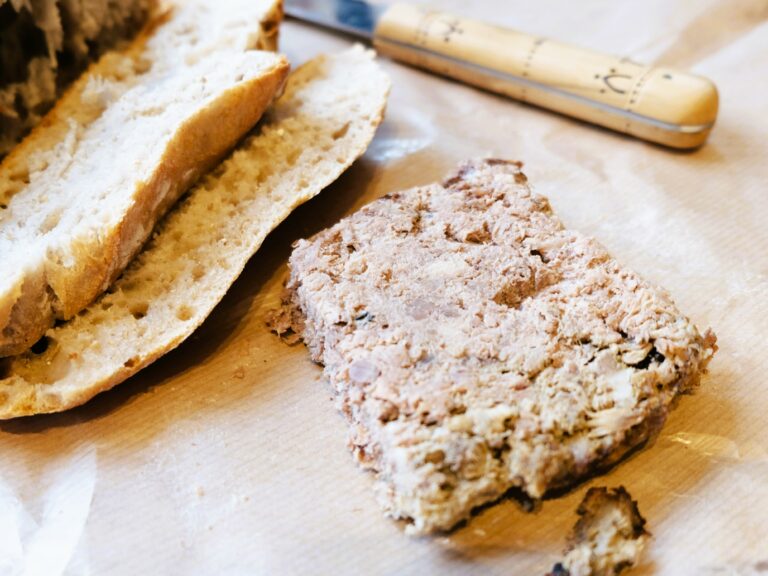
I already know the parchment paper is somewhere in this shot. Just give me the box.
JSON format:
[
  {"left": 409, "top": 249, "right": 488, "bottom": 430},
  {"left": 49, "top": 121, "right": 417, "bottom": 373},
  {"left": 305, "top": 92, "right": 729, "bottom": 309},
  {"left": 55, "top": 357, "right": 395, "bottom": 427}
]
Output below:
[{"left": 1, "top": 1, "right": 767, "bottom": 574}]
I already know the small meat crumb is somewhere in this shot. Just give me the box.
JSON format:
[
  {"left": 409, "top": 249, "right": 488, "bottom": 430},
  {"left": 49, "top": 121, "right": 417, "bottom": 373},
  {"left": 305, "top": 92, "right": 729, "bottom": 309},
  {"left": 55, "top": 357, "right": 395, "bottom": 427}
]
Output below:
[{"left": 548, "top": 486, "right": 649, "bottom": 576}]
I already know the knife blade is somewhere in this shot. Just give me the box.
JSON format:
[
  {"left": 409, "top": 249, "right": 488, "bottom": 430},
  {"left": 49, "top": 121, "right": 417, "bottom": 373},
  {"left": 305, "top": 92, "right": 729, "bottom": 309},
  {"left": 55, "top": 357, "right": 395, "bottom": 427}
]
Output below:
[
  {"left": 284, "top": 0, "right": 383, "bottom": 39},
  {"left": 285, "top": 0, "right": 718, "bottom": 149}
]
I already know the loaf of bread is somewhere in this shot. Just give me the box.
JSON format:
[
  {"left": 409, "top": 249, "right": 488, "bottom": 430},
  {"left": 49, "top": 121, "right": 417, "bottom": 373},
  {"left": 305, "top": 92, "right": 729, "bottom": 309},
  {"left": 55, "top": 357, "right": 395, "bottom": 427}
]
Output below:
[
  {"left": 0, "top": 0, "right": 154, "bottom": 157},
  {"left": 0, "top": 0, "right": 288, "bottom": 357},
  {"left": 278, "top": 159, "right": 717, "bottom": 534},
  {"left": 0, "top": 46, "right": 390, "bottom": 418}
]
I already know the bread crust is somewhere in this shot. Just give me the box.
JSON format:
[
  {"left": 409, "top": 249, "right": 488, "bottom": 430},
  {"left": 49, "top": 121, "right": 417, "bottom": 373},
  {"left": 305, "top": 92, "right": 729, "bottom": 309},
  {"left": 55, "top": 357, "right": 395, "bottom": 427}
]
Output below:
[
  {"left": 0, "top": 0, "right": 156, "bottom": 156},
  {"left": 0, "top": 0, "right": 287, "bottom": 356},
  {"left": 0, "top": 4, "right": 165, "bottom": 183},
  {"left": 255, "top": 0, "right": 283, "bottom": 51}
]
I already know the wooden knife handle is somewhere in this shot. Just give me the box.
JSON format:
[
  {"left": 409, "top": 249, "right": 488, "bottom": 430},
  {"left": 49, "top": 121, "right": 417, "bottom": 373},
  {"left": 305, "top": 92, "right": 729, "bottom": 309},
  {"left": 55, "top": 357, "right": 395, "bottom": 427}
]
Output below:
[{"left": 373, "top": 3, "right": 718, "bottom": 149}]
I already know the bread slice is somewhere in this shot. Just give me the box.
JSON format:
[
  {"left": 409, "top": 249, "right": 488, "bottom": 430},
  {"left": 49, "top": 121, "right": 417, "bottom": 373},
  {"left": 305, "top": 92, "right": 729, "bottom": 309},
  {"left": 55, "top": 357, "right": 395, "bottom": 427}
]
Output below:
[
  {"left": 0, "top": 0, "right": 288, "bottom": 357},
  {"left": 0, "top": 46, "right": 390, "bottom": 418},
  {"left": 0, "top": 0, "right": 154, "bottom": 157},
  {"left": 549, "top": 486, "right": 649, "bottom": 576},
  {"left": 277, "top": 159, "right": 717, "bottom": 534}
]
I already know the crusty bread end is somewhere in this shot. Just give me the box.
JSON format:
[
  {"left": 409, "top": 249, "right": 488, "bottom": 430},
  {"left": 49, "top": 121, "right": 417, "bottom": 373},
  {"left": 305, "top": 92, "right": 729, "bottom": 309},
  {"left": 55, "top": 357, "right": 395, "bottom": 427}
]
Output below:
[
  {"left": 0, "top": 0, "right": 155, "bottom": 156},
  {"left": 0, "top": 0, "right": 287, "bottom": 357}
]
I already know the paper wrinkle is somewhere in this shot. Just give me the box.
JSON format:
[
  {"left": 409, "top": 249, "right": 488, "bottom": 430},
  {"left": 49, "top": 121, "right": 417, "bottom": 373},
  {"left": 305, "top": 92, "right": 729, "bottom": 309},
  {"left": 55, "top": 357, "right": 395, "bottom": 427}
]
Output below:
[
  {"left": 138, "top": 432, "right": 272, "bottom": 574},
  {"left": 653, "top": 0, "right": 768, "bottom": 69},
  {"left": 367, "top": 107, "right": 434, "bottom": 163},
  {"left": 0, "top": 482, "right": 36, "bottom": 574},
  {"left": 536, "top": 141, "right": 725, "bottom": 288},
  {"left": 667, "top": 432, "right": 768, "bottom": 463},
  {"left": 0, "top": 447, "right": 97, "bottom": 576}
]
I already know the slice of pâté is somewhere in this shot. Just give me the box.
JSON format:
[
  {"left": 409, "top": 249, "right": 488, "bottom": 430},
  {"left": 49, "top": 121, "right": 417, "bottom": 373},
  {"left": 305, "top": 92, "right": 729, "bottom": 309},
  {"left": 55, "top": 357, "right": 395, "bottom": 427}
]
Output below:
[
  {"left": 279, "top": 159, "right": 716, "bottom": 534},
  {"left": 549, "top": 486, "right": 649, "bottom": 576}
]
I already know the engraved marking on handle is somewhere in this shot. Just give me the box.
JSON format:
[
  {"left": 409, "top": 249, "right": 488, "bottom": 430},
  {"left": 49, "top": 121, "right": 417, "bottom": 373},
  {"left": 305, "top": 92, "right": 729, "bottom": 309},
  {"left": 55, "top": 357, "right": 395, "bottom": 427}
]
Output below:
[
  {"left": 521, "top": 37, "right": 546, "bottom": 102},
  {"left": 438, "top": 16, "right": 463, "bottom": 43},
  {"left": 624, "top": 67, "right": 653, "bottom": 132},
  {"left": 413, "top": 10, "right": 464, "bottom": 46},
  {"left": 600, "top": 72, "right": 632, "bottom": 95}
]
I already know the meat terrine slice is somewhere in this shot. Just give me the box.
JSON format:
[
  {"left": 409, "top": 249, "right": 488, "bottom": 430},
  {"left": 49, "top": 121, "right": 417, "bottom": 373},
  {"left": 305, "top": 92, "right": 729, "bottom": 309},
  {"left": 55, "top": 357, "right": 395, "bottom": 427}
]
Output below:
[{"left": 279, "top": 159, "right": 716, "bottom": 534}]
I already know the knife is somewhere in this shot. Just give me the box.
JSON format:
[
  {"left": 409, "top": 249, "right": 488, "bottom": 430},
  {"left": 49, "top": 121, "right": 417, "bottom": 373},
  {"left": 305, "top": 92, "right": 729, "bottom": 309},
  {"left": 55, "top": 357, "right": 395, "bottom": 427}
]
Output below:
[{"left": 285, "top": 0, "right": 718, "bottom": 149}]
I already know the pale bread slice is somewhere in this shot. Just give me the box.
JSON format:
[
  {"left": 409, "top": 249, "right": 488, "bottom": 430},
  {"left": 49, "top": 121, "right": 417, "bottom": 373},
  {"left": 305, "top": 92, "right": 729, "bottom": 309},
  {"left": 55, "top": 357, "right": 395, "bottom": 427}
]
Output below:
[
  {"left": 0, "top": 46, "right": 390, "bottom": 418},
  {"left": 0, "top": 0, "right": 287, "bottom": 357}
]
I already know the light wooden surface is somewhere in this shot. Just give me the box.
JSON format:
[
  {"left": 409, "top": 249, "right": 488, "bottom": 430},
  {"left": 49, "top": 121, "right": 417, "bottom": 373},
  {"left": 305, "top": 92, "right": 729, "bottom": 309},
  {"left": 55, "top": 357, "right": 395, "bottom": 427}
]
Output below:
[{"left": 1, "top": 1, "right": 767, "bottom": 574}]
